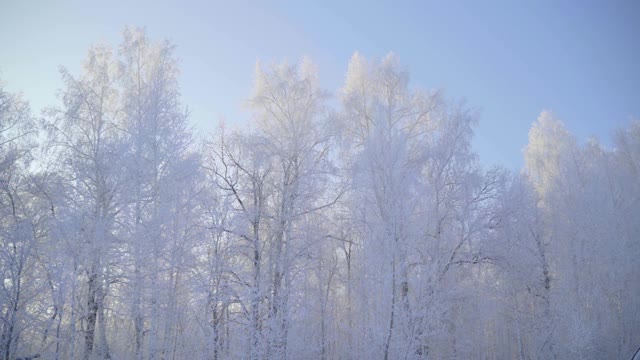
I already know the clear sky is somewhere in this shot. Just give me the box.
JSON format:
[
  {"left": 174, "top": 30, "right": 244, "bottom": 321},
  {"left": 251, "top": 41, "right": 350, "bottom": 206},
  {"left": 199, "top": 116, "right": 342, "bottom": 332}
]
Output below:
[{"left": 2, "top": 0, "right": 639, "bottom": 170}]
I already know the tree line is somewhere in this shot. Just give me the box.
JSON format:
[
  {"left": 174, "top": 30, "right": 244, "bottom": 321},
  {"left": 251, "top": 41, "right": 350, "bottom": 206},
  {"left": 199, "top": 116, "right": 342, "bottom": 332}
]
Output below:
[{"left": 1, "top": 27, "right": 638, "bottom": 360}]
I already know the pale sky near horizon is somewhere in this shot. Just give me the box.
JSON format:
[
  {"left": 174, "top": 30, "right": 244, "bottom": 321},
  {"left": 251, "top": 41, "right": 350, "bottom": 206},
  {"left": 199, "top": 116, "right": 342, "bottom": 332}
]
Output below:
[{"left": 1, "top": 0, "right": 639, "bottom": 170}]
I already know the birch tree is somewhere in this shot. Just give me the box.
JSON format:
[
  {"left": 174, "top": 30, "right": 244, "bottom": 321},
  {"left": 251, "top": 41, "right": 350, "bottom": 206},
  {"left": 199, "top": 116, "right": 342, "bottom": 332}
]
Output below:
[
  {"left": 0, "top": 80, "right": 43, "bottom": 360},
  {"left": 117, "top": 26, "right": 193, "bottom": 359},
  {"left": 44, "top": 45, "right": 125, "bottom": 360}
]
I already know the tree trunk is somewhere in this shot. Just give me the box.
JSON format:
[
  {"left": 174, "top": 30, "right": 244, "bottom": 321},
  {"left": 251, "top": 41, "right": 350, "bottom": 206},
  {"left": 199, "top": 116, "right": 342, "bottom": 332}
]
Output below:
[
  {"left": 84, "top": 268, "right": 98, "bottom": 360},
  {"left": 96, "top": 281, "right": 111, "bottom": 359},
  {"left": 384, "top": 256, "right": 397, "bottom": 360}
]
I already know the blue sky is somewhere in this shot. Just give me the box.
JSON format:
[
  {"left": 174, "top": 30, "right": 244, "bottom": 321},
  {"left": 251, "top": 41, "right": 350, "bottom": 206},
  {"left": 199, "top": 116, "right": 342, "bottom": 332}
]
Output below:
[{"left": 2, "top": 0, "right": 638, "bottom": 170}]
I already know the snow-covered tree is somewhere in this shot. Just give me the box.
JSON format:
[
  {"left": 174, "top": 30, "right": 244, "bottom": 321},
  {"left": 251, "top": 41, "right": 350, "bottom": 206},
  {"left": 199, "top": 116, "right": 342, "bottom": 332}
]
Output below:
[{"left": 3, "top": 29, "right": 638, "bottom": 360}]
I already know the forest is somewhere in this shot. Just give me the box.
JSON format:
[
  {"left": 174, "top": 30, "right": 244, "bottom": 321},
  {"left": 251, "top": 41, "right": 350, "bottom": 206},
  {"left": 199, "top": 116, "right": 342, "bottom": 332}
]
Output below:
[{"left": 1, "top": 27, "right": 639, "bottom": 360}]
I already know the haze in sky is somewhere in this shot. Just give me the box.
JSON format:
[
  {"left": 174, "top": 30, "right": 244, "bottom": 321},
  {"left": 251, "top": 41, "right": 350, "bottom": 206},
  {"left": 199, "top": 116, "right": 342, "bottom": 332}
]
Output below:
[{"left": 1, "top": 0, "right": 639, "bottom": 170}]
